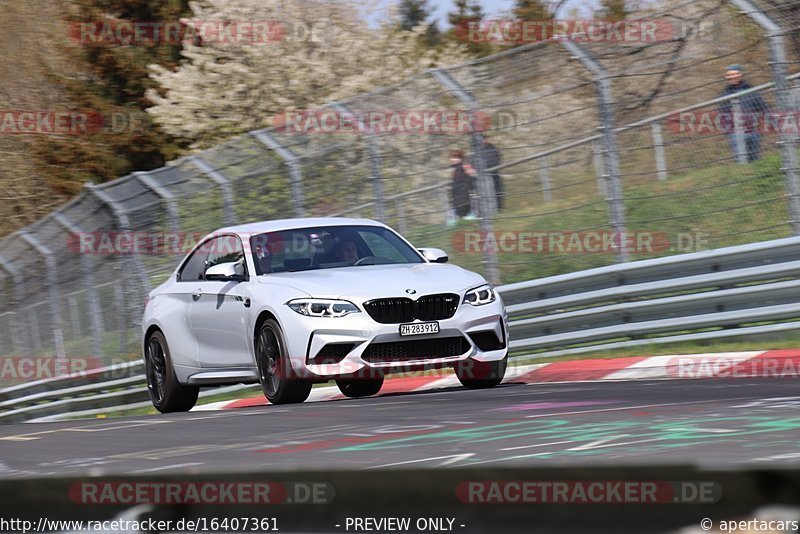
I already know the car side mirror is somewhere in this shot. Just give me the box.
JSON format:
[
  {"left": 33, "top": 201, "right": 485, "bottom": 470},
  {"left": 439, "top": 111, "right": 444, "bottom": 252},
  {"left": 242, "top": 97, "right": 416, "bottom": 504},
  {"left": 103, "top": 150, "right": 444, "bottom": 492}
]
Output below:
[
  {"left": 205, "top": 261, "right": 246, "bottom": 282},
  {"left": 418, "top": 247, "right": 449, "bottom": 263}
]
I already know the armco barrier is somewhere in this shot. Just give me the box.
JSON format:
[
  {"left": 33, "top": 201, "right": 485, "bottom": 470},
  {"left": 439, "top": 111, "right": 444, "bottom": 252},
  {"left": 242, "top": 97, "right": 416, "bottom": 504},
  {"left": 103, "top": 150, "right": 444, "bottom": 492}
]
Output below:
[{"left": 1, "top": 235, "right": 799, "bottom": 422}]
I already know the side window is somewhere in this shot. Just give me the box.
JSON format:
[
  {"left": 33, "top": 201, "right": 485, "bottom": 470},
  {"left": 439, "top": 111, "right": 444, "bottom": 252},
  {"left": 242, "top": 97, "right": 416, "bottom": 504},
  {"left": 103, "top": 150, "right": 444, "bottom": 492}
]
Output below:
[
  {"left": 205, "top": 235, "right": 247, "bottom": 277},
  {"left": 178, "top": 240, "right": 212, "bottom": 282}
]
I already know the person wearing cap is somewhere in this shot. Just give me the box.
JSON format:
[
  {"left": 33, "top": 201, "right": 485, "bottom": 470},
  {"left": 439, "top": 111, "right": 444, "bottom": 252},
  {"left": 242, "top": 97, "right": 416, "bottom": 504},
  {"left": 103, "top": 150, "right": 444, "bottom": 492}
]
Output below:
[{"left": 718, "top": 64, "right": 769, "bottom": 162}]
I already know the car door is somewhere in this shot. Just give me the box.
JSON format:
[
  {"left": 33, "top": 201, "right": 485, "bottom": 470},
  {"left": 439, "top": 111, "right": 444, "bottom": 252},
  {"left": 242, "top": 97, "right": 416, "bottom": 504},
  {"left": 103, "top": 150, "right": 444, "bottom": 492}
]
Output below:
[
  {"left": 188, "top": 234, "right": 253, "bottom": 368},
  {"left": 165, "top": 238, "right": 214, "bottom": 368}
]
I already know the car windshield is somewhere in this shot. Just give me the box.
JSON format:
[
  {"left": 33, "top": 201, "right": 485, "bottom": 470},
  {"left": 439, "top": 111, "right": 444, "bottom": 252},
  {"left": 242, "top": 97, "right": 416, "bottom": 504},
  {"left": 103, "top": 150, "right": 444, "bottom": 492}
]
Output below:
[{"left": 249, "top": 225, "right": 424, "bottom": 275}]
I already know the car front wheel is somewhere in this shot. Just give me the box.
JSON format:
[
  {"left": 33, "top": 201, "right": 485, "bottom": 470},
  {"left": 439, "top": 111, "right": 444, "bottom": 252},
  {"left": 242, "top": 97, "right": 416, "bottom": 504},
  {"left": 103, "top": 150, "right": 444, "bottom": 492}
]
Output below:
[
  {"left": 145, "top": 331, "right": 199, "bottom": 413},
  {"left": 455, "top": 356, "right": 507, "bottom": 389},
  {"left": 256, "top": 319, "right": 312, "bottom": 404}
]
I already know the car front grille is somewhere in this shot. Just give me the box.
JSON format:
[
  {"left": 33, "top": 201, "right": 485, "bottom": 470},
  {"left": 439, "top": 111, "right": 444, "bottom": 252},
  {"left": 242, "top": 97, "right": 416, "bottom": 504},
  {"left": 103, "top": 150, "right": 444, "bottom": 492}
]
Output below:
[
  {"left": 364, "top": 293, "right": 460, "bottom": 324},
  {"left": 361, "top": 336, "right": 471, "bottom": 363}
]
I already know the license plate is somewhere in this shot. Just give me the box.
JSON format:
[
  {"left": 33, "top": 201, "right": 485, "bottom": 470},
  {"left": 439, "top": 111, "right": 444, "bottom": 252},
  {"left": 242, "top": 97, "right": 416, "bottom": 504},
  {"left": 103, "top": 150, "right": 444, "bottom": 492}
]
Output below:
[{"left": 399, "top": 322, "right": 439, "bottom": 336}]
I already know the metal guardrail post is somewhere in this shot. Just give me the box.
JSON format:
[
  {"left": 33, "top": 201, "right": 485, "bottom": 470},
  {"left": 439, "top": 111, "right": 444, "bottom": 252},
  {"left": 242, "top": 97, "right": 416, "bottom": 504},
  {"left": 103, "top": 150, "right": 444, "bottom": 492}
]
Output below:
[
  {"left": 429, "top": 68, "right": 501, "bottom": 284},
  {"left": 251, "top": 130, "right": 305, "bottom": 217},
  {"left": 394, "top": 197, "right": 409, "bottom": 236},
  {"left": 592, "top": 139, "right": 607, "bottom": 196},
  {"left": 732, "top": 98, "right": 749, "bottom": 164},
  {"left": 731, "top": 0, "right": 800, "bottom": 234},
  {"left": 539, "top": 156, "right": 553, "bottom": 203},
  {"left": 651, "top": 121, "right": 668, "bottom": 181},
  {"left": 19, "top": 231, "right": 66, "bottom": 360},
  {"left": 0, "top": 255, "right": 32, "bottom": 356},
  {"left": 54, "top": 212, "right": 105, "bottom": 360},
  {"left": 330, "top": 103, "right": 386, "bottom": 221},
  {"left": 189, "top": 156, "right": 237, "bottom": 226},
  {"left": 562, "top": 40, "right": 628, "bottom": 262},
  {"left": 134, "top": 171, "right": 181, "bottom": 234}
]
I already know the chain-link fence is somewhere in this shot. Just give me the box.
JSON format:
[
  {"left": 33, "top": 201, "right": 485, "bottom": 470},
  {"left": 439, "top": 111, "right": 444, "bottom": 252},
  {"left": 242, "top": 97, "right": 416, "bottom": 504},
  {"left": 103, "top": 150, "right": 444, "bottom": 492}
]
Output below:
[{"left": 1, "top": 0, "right": 799, "bottom": 373}]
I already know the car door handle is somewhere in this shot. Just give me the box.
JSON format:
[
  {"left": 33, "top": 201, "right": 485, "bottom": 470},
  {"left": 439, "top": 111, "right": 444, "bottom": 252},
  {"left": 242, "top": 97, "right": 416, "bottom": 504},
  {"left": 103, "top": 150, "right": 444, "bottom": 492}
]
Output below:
[{"left": 191, "top": 290, "right": 202, "bottom": 301}]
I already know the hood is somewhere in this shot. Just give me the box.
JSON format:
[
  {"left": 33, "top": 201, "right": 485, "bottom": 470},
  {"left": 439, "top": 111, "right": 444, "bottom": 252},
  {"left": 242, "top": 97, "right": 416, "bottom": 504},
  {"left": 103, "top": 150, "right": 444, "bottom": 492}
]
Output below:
[{"left": 256, "top": 263, "right": 486, "bottom": 300}]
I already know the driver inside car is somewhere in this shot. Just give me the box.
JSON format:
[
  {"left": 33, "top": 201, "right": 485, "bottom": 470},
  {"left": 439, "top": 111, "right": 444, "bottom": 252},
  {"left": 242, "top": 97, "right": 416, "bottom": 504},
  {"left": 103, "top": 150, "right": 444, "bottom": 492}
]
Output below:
[{"left": 335, "top": 239, "right": 359, "bottom": 264}]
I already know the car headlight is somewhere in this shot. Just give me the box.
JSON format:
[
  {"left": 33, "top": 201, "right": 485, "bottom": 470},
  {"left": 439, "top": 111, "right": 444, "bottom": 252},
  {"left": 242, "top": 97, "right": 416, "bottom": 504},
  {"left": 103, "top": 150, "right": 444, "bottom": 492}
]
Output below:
[
  {"left": 287, "top": 299, "right": 360, "bottom": 317},
  {"left": 464, "top": 284, "right": 496, "bottom": 306}
]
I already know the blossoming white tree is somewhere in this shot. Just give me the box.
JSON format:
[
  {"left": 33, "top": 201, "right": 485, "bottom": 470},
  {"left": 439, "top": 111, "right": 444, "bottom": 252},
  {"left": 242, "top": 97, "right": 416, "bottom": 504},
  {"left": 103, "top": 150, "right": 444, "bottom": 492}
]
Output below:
[{"left": 146, "top": 0, "right": 468, "bottom": 148}]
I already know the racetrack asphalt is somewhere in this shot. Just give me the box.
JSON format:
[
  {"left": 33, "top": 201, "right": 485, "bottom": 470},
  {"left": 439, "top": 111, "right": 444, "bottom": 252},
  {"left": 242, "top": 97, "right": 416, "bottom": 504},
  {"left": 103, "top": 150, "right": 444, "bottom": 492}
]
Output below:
[{"left": 2, "top": 377, "right": 800, "bottom": 478}]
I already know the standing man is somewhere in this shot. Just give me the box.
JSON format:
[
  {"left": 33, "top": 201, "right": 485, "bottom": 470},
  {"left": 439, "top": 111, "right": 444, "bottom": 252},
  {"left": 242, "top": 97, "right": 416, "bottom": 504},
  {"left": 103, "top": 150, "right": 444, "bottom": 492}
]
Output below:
[
  {"left": 718, "top": 64, "right": 769, "bottom": 162},
  {"left": 449, "top": 149, "right": 476, "bottom": 220}
]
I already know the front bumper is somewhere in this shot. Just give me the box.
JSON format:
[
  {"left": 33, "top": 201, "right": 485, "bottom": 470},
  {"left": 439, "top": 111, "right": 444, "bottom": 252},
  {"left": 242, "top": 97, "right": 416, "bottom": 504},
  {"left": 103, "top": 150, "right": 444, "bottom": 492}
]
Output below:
[{"left": 279, "top": 298, "right": 508, "bottom": 380}]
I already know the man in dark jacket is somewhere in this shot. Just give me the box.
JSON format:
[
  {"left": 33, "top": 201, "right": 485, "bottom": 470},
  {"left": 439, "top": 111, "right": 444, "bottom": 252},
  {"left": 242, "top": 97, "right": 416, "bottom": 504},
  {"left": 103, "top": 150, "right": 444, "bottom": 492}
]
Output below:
[
  {"left": 718, "top": 64, "right": 769, "bottom": 162},
  {"left": 449, "top": 149, "right": 475, "bottom": 218}
]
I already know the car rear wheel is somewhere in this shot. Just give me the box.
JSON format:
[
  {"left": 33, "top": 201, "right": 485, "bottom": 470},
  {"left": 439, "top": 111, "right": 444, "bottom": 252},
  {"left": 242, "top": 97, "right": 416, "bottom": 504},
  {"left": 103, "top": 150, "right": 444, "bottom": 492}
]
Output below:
[
  {"left": 455, "top": 356, "right": 507, "bottom": 389},
  {"left": 256, "top": 319, "right": 312, "bottom": 404},
  {"left": 145, "top": 331, "right": 199, "bottom": 413},
  {"left": 336, "top": 376, "right": 384, "bottom": 398}
]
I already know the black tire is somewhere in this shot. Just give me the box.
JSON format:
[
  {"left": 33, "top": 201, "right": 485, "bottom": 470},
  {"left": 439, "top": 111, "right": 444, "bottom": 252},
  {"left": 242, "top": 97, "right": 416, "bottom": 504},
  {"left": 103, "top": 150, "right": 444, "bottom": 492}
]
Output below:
[
  {"left": 144, "top": 331, "right": 199, "bottom": 413},
  {"left": 455, "top": 356, "right": 507, "bottom": 389},
  {"left": 336, "top": 376, "right": 384, "bottom": 398},
  {"left": 255, "top": 319, "right": 312, "bottom": 404}
]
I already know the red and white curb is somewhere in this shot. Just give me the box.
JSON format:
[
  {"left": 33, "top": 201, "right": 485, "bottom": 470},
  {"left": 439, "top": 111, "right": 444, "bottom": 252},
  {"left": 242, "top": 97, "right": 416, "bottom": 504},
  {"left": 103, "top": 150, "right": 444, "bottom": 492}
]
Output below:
[{"left": 192, "top": 349, "right": 800, "bottom": 411}]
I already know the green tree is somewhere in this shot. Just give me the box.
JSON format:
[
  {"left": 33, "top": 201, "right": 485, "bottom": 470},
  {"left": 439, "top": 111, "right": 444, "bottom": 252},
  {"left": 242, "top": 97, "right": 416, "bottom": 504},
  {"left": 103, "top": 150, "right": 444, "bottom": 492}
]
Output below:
[
  {"left": 32, "top": 0, "right": 190, "bottom": 196},
  {"left": 399, "top": 0, "right": 441, "bottom": 46},
  {"left": 597, "top": 0, "right": 629, "bottom": 20},
  {"left": 448, "top": 0, "right": 491, "bottom": 56},
  {"left": 399, "top": 0, "right": 431, "bottom": 30},
  {"left": 514, "top": 0, "right": 553, "bottom": 22}
]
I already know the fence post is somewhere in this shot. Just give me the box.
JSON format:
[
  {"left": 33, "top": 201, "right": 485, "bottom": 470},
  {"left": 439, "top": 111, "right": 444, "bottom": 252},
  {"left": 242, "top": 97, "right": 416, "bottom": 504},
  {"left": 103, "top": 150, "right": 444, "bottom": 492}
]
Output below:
[
  {"left": 251, "top": 130, "right": 305, "bottom": 218},
  {"left": 430, "top": 68, "right": 501, "bottom": 284},
  {"left": 394, "top": 197, "right": 409, "bottom": 236},
  {"left": 134, "top": 171, "right": 181, "bottom": 234},
  {"left": 732, "top": 98, "right": 748, "bottom": 164},
  {"left": 592, "top": 139, "right": 607, "bottom": 196},
  {"left": 19, "top": 231, "right": 66, "bottom": 360},
  {"left": 54, "top": 212, "right": 105, "bottom": 360},
  {"left": 0, "top": 255, "right": 32, "bottom": 356},
  {"left": 330, "top": 102, "right": 386, "bottom": 221},
  {"left": 562, "top": 40, "right": 628, "bottom": 262},
  {"left": 651, "top": 121, "right": 669, "bottom": 181},
  {"left": 539, "top": 156, "right": 553, "bottom": 203},
  {"left": 731, "top": 0, "right": 800, "bottom": 234},
  {"left": 189, "top": 156, "right": 237, "bottom": 226}
]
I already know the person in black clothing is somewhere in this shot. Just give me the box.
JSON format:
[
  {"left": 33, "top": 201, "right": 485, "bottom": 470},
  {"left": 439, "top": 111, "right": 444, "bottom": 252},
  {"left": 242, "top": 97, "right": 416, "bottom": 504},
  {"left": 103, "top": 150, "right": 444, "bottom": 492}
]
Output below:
[
  {"left": 718, "top": 64, "right": 769, "bottom": 162},
  {"left": 479, "top": 135, "right": 504, "bottom": 210},
  {"left": 449, "top": 149, "right": 475, "bottom": 218}
]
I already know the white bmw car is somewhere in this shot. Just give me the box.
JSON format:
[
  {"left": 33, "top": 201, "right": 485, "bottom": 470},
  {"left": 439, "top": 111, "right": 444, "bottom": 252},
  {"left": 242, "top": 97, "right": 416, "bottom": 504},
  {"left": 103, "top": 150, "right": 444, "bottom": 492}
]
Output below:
[{"left": 142, "top": 218, "right": 508, "bottom": 412}]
